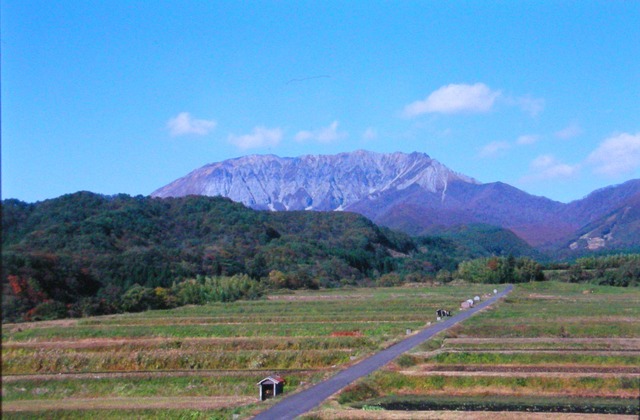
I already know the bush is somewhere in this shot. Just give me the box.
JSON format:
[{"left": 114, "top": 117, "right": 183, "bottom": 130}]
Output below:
[
  {"left": 395, "top": 354, "right": 418, "bottom": 368},
  {"left": 173, "top": 274, "right": 263, "bottom": 305},
  {"left": 28, "top": 300, "right": 68, "bottom": 320},
  {"left": 456, "top": 256, "right": 543, "bottom": 284},
  {"left": 376, "top": 273, "right": 402, "bottom": 287},
  {"left": 338, "top": 382, "right": 379, "bottom": 404},
  {"left": 120, "top": 284, "right": 161, "bottom": 312}
]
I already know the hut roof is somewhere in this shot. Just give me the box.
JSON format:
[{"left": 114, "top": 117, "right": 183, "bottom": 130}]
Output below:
[{"left": 257, "top": 375, "right": 285, "bottom": 385}]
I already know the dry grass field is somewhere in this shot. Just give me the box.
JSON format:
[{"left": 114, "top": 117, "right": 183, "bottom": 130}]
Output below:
[
  {"left": 2, "top": 282, "right": 639, "bottom": 419},
  {"left": 2, "top": 284, "right": 495, "bottom": 419},
  {"left": 314, "top": 281, "right": 640, "bottom": 419}
]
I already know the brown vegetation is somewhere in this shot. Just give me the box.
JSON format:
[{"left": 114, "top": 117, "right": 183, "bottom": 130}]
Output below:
[{"left": 3, "top": 396, "right": 254, "bottom": 412}]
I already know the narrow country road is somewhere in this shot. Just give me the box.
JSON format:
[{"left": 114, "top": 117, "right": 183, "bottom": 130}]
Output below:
[{"left": 252, "top": 285, "right": 513, "bottom": 420}]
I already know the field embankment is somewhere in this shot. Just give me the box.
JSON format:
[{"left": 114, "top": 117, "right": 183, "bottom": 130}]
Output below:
[
  {"left": 2, "top": 284, "right": 497, "bottom": 419},
  {"left": 320, "top": 282, "right": 640, "bottom": 419}
]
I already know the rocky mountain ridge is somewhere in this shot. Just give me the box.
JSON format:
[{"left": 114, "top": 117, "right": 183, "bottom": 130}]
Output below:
[
  {"left": 152, "top": 150, "right": 640, "bottom": 253},
  {"left": 152, "top": 151, "right": 478, "bottom": 211}
]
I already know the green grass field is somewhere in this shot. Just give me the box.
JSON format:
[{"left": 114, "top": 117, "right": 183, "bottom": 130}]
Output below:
[
  {"left": 325, "top": 281, "right": 640, "bottom": 418},
  {"left": 3, "top": 282, "right": 639, "bottom": 418},
  {"left": 2, "top": 284, "right": 497, "bottom": 418}
]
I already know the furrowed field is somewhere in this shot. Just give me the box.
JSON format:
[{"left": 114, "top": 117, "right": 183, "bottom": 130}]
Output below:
[
  {"left": 321, "top": 282, "right": 640, "bottom": 419},
  {"left": 3, "top": 282, "right": 640, "bottom": 419},
  {"left": 2, "top": 284, "right": 494, "bottom": 419}
]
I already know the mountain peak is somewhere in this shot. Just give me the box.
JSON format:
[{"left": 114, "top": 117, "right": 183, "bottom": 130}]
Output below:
[
  {"left": 152, "top": 151, "right": 639, "bottom": 251},
  {"left": 151, "top": 150, "right": 478, "bottom": 211}
]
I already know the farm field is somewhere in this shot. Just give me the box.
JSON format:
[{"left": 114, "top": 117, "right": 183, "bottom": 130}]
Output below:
[
  {"left": 2, "top": 284, "right": 498, "bottom": 419},
  {"left": 3, "top": 282, "right": 639, "bottom": 419},
  {"left": 318, "top": 281, "right": 640, "bottom": 419}
]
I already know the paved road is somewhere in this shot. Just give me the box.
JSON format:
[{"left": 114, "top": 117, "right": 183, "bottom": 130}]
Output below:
[{"left": 252, "top": 285, "right": 513, "bottom": 420}]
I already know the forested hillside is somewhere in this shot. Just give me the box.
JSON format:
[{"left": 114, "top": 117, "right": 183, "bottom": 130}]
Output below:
[{"left": 0, "top": 192, "right": 552, "bottom": 322}]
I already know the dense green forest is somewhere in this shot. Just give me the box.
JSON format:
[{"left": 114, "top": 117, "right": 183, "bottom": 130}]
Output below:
[{"left": 2, "top": 192, "right": 638, "bottom": 322}]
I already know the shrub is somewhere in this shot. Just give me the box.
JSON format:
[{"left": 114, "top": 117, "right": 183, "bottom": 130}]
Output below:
[
  {"left": 120, "top": 284, "right": 161, "bottom": 312},
  {"left": 28, "top": 300, "right": 68, "bottom": 320},
  {"left": 395, "top": 354, "right": 418, "bottom": 368},
  {"left": 376, "top": 273, "right": 402, "bottom": 287},
  {"left": 338, "top": 382, "right": 379, "bottom": 405}
]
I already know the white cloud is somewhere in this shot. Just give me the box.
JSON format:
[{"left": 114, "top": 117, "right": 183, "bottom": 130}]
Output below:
[
  {"left": 524, "top": 154, "right": 579, "bottom": 181},
  {"left": 515, "top": 96, "right": 545, "bottom": 117},
  {"left": 228, "top": 126, "right": 283, "bottom": 150},
  {"left": 167, "top": 112, "right": 216, "bottom": 136},
  {"left": 555, "top": 122, "right": 583, "bottom": 139},
  {"left": 403, "top": 83, "right": 501, "bottom": 117},
  {"left": 479, "top": 141, "right": 511, "bottom": 158},
  {"left": 587, "top": 132, "right": 640, "bottom": 176},
  {"left": 516, "top": 134, "right": 539, "bottom": 145},
  {"left": 295, "top": 121, "right": 347, "bottom": 143},
  {"left": 362, "top": 127, "right": 378, "bottom": 140}
]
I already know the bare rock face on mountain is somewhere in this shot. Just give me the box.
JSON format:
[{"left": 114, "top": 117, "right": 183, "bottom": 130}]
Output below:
[
  {"left": 152, "top": 151, "right": 640, "bottom": 251},
  {"left": 152, "top": 151, "right": 478, "bottom": 211},
  {"left": 560, "top": 181, "right": 640, "bottom": 253}
]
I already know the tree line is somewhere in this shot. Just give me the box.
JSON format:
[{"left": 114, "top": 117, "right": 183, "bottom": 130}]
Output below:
[{"left": 2, "top": 192, "right": 638, "bottom": 322}]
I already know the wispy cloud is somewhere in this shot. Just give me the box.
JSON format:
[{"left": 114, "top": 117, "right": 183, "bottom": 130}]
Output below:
[
  {"left": 295, "top": 121, "right": 347, "bottom": 143},
  {"left": 403, "top": 83, "right": 501, "bottom": 117},
  {"left": 228, "top": 126, "right": 283, "bottom": 150},
  {"left": 514, "top": 96, "right": 545, "bottom": 117},
  {"left": 167, "top": 112, "right": 217, "bottom": 136},
  {"left": 479, "top": 134, "right": 539, "bottom": 158},
  {"left": 479, "top": 141, "right": 511, "bottom": 158},
  {"left": 555, "top": 122, "right": 583, "bottom": 139},
  {"left": 522, "top": 154, "right": 579, "bottom": 181},
  {"left": 516, "top": 134, "right": 540, "bottom": 145},
  {"left": 362, "top": 127, "right": 378, "bottom": 140},
  {"left": 587, "top": 132, "right": 640, "bottom": 176}
]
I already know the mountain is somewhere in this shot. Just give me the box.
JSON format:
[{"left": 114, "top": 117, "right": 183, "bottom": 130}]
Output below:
[
  {"left": 152, "top": 151, "right": 640, "bottom": 252},
  {"left": 426, "top": 223, "right": 547, "bottom": 261},
  {"left": 345, "top": 180, "right": 571, "bottom": 247},
  {"left": 559, "top": 185, "right": 640, "bottom": 255},
  {"left": 152, "top": 151, "right": 478, "bottom": 211},
  {"left": 563, "top": 179, "right": 640, "bottom": 227}
]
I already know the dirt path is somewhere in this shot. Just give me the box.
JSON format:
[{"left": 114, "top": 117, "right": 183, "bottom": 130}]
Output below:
[{"left": 2, "top": 396, "right": 254, "bottom": 412}]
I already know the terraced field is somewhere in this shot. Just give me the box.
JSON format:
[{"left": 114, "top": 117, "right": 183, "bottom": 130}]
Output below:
[
  {"left": 3, "top": 282, "right": 639, "bottom": 419},
  {"left": 319, "top": 282, "right": 640, "bottom": 419},
  {"left": 2, "top": 284, "right": 497, "bottom": 419}
]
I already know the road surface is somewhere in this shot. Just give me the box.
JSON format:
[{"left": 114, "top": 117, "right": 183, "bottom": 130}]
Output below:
[{"left": 252, "top": 285, "right": 513, "bottom": 419}]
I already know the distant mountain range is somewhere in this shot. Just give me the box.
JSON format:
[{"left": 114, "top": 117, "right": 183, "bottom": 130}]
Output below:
[{"left": 152, "top": 150, "right": 640, "bottom": 254}]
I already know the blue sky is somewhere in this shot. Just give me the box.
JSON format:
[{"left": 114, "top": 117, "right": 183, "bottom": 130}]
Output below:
[{"left": 2, "top": 1, "right": 639, "bottom": 203}]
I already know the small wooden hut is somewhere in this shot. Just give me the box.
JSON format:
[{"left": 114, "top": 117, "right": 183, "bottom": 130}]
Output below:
[{"left": 257, "top": 375, "right": 285, "bottom": 401}]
